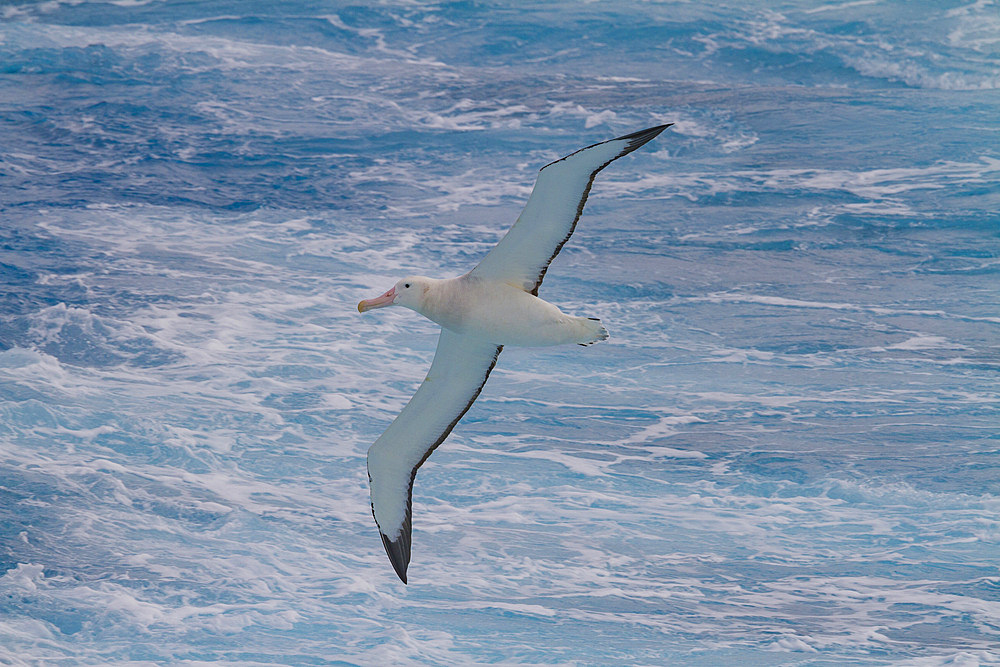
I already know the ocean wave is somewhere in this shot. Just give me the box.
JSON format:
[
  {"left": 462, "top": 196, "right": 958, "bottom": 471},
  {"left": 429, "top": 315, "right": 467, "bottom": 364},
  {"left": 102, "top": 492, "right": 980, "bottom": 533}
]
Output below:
[
  {"left": 2, "top": 0, "right": 998, "bottom": 663},
  {"left": 698, "top": 4, "right": 1000, "bottom": 90}
]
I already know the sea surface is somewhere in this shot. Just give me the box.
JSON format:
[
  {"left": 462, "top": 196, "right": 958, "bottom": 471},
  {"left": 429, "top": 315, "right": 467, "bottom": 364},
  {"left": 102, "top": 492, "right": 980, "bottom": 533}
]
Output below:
[{"left": 2, "top": 1, "right": 999, "bottom": 664}]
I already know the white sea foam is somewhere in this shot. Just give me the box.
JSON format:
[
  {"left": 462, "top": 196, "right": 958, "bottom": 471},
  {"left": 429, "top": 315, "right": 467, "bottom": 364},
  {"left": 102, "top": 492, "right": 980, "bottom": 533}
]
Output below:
[
  {"left": 689, "top": 291, "right": 1000, "bottom": 325},
  {"left": 709, "top": 4, "right": 1000, "bottom": 89},
  {"left": 3, "top": 0, "right": 999, "bottom": 663},
  {"left": 602, "top": 156, "right": 1000, "bottom": 204}
]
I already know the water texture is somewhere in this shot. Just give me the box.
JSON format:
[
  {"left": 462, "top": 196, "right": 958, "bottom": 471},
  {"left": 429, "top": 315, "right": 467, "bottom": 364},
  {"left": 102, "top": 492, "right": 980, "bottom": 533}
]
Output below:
[{"left": 1, "top": 1, "right": 999, "bottom": 664}]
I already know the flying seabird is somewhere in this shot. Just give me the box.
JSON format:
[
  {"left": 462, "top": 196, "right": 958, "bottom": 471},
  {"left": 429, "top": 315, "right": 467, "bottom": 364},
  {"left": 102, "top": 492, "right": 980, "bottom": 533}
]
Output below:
[{"left": 358, "top": 125, "right": 670, "bottom": 583}]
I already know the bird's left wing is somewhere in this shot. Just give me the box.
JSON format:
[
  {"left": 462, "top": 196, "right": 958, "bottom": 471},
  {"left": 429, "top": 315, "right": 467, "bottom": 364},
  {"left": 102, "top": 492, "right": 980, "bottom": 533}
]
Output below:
[
  {"left": 367, "top": 329, "right": 502, "bottom": 583},
  {"left": 470, "top": 124, "right": 670, "bottom": 295}
]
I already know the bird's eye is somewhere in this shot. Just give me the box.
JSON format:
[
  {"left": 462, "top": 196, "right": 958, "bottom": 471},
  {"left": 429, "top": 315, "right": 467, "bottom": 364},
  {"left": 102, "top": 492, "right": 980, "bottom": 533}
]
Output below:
[{"left": 404, "top": 283, "right": 410, "bottom": 289}]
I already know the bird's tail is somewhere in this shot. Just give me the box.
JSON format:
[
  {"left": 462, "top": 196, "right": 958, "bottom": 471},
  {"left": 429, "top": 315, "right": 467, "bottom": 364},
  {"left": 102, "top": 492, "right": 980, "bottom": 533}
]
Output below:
[{"left": 577, "top": 317, "right": 609, "bottom": 346}]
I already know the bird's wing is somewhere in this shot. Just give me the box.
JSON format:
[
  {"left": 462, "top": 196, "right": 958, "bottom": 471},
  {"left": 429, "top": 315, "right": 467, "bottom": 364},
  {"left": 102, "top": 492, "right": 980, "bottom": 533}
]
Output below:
[
  {"left": 469, "top": 124, "right": 670, "bottom": 295},
  {"left": 367, "top": 329, "right": 502, "bottom": 583}
]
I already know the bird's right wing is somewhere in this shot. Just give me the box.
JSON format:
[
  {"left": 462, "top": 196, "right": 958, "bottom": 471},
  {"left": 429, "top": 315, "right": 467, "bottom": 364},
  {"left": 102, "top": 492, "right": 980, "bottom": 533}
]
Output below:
[
  {"left": 367, "top": 329, "right": 502, "bottom": 583},
  {"left": 470, "top": 125, "right": 669, "bottom": 295}
]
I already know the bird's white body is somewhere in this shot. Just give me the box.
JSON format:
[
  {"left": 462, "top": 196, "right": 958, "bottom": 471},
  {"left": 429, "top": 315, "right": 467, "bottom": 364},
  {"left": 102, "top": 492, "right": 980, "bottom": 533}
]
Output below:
[
  {"left": 357, "top": 124, "right": 670, "bottom": 583},
  {"left": 408, "top": 275, "right": 607, "bottom": 347}
]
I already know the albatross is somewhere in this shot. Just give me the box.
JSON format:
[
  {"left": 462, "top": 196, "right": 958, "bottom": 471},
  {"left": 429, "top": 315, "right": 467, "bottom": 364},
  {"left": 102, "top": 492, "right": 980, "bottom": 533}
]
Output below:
[{"left": 358, "top": 124, "right": 670, "bottom": 583}]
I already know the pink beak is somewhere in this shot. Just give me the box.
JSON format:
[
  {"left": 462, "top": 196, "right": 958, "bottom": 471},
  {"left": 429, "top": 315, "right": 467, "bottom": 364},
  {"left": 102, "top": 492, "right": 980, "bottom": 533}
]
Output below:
[{"left": 358, "top": 286, "right": 397, "bottom": 312}]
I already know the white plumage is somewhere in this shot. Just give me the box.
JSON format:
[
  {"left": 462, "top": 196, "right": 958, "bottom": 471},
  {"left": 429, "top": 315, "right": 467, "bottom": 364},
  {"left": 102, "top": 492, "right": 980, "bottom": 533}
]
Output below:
[{"left": 358, "top": 125, "right": 670, "bottom": 583}]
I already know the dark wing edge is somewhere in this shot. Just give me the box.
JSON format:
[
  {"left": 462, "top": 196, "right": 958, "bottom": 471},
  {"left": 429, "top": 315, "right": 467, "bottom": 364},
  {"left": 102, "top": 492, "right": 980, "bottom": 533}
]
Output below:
[
  {"left": 370, "top": 343, "right": 503, "bottom": 584},
  {"left": 529, "top": 123, "right": 672, "bottom": 294},
  {"left": 378, "top": 511, "right": 412, "bottom": 584},
  {"left": 541, "top": 124, "right": 672, "bottom": 171}
]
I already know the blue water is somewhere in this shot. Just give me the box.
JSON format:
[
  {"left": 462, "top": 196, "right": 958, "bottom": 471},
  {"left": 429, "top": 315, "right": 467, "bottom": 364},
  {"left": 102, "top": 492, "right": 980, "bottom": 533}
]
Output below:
[{"left": 2, "top": 0, "right": 999, "bottom": 664}]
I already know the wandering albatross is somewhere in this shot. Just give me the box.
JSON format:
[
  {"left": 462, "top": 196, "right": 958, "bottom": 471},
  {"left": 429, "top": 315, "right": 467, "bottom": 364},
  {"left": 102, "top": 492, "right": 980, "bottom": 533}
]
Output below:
[{"left": 358, "top": 124, "right": 670, "bottom": 583}]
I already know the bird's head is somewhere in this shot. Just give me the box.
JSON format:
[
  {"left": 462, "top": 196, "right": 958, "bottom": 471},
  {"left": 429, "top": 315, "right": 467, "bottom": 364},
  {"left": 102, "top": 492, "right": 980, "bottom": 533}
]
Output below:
[{"left": 358, "top": 276, "right": 433, "bottom": 313}]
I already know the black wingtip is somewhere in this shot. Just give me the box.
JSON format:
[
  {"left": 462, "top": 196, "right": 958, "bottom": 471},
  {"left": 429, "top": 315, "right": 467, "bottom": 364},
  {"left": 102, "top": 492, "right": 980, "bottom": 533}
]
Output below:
[
  {"left": 617, "top": 123, "right": 673, "bottom": 151},
  {"left": 377, "top": 497, "right": 412, "bottom": 584},
  {"left": 379, "top": 528, "right": 410, "bottom": 584},
  {"left": 540, "top": 123, "right": 672, "bottom": 174}
]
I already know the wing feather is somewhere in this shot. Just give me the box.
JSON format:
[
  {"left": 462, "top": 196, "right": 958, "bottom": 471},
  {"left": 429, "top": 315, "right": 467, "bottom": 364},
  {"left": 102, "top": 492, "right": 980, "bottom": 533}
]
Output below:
[
  {"left": 367, "top": 329, "right": 502, "bottom": 583},
  {"left": 470, "top": 125, "right": 670, "bottom": 295}
]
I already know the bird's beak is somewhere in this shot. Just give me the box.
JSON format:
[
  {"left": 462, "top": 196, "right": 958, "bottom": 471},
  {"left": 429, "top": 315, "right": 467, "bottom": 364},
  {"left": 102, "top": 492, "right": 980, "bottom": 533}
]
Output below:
[{"left": 358, "top": 286, "right": 397, "bottom": 312}]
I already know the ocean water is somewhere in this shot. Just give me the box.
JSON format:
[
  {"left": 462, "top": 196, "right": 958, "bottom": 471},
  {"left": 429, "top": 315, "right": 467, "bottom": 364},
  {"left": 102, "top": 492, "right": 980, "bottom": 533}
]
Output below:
[{"left": 1, "top": 0, "right": 999, "bottom": 664}]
